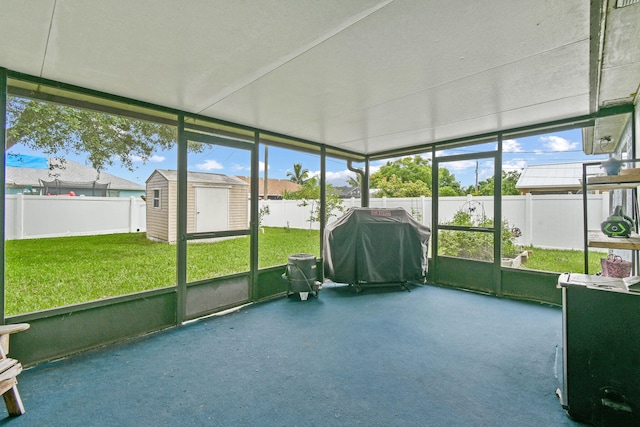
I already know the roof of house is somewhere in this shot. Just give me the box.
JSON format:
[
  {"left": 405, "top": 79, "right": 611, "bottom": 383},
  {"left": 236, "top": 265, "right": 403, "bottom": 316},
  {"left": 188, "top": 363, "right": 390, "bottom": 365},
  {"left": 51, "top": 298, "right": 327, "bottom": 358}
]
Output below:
[
  {"left": 516, "top": 162, "right": 603, "bottom": 191},
  {"left": 6, "top": 156, "right": 144, "bottom": 190},
  {"left": 235, "top": 177, "right": 300, "bottom": 196},
  {"left": 150, "top": 170, "right": 248, "bottom": 186}
]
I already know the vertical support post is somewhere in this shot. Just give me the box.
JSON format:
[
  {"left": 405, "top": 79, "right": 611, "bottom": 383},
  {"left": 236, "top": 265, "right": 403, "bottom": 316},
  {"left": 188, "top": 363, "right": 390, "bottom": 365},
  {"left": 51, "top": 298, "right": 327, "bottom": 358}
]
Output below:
[
  {"left": 0, "top": 68, "right": 7, "bottom": 323},
  {"left": 176, "top": 115, "right": 187, "bottom": 324},
  {"left": 494, "top": 136, "right": 503, "bottom": 297},
  {"left": 250, "top": 132, "right": 260, "bottom": 300},
  {"left": 431, "top": 145, "right": 439, "bottom": 281},
  {"left": 582, "top": 162, "right": 589, "bottom": 274},
  {"left": 319, "top": 146, "right": 326, "bottom": 255},
  {"left": 362, "top": 157, "right": 370, "bottom": 207}
]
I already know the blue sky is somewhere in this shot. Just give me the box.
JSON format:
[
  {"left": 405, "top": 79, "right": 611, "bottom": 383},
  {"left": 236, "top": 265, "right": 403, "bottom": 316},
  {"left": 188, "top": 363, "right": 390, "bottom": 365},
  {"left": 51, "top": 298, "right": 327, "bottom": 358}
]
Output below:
[{"left": 8, "top": 128, "right": 607, "bottom": 188}]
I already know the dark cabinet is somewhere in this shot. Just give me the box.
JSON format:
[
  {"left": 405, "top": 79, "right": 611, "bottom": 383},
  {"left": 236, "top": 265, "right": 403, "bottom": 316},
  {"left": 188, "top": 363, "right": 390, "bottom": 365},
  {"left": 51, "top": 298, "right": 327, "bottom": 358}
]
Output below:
[{"left": 558, "top": 274, "right": 640, "bottom": 425}]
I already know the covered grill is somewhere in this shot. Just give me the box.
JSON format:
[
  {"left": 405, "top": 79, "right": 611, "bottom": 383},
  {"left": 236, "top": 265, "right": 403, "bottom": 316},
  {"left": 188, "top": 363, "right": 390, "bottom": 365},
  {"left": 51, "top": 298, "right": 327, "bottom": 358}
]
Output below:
[{"left": 323, "top": 208, "right": 431, "bottom": 292}]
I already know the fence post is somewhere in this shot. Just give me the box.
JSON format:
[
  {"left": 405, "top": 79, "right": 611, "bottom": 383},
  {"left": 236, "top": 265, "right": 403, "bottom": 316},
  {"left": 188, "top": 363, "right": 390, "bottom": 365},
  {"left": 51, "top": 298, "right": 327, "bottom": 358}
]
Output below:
[
  {"left": 382, "top": 196, "right": 387, "bottom": 208},
  {"left": 129, "top": 197, "right": 136, "bottom": 232},
  {"left": 16, "top": 194, "right": 24, "bottom": 240},
  {"left": 420, "top": 196, "right": 427, "bottom": 225},
  {"left": 525, "top": 193, "right": 533, "bottom": 246}
]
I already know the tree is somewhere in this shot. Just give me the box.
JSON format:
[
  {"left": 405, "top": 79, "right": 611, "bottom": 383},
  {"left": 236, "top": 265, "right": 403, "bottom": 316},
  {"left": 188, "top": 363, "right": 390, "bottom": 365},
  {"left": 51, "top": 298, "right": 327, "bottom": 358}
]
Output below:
[
  {"left": 283, "top": 177, "right": 344, "bottom": 225},
  {"left": 6, "top": 97, "right": 202, "bottom": 172},
  {"left": 370, "top": 155, "right": 464, "bottom": 197},
  {"left": 375, "top": 175, "right": 431, "bottom": 197},
  {"left": 346, "top": 174, "right": 362, "bottom": 188},
  {"left": 371, "top": 156, "right": 431, "bottom": 188},
  {"left": 286, "top": 163, "right": 310, "bottom": 185},
  {"left": 473, "top": 170, "right": 522, "bottom": 196}
]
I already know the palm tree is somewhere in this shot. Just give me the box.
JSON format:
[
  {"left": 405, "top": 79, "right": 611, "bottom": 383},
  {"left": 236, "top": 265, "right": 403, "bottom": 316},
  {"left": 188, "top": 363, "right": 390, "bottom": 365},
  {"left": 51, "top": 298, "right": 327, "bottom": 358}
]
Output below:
[
  {"left": 287, "top": 163, "right": 309, "bottom": 185},
  {"left": 347, "top": 174, "right": 362, "bottom": 188}
]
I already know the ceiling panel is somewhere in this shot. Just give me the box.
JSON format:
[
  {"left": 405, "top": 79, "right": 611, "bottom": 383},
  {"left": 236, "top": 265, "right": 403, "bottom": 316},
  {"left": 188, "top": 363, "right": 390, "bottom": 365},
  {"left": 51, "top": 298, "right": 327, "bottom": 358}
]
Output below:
[
  {"left": 0, "top": 0, "right": 56, "bottom": 73},
  {"left": 338, "top": 94, "right": 591, "bottom": 154},
  {"left": 37, "top": 0, "right": 388, "bottom": 111},
  {"left": 202, "top": 36, "right": 589, "bottom": 153},
  {"left": 0, "top": 0, "right": 637, "bottom": 156}
]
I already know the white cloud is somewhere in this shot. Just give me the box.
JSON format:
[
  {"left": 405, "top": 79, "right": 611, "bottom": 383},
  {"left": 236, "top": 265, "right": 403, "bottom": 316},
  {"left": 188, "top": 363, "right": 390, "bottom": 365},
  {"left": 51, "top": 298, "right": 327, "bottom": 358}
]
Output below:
[
  {"left": 540, "top": 135, "right": 578, "bottom": 152},
  {"left": 298, "top": 168, "right": 382, "bottom": 186},
  {"left": 196, "top": 159, "right": 224, "bottom": 171},
  {"left": 232, "top": 162, "right": 267, "bottom": 173},
  {"left": 129, "top": 154, "right": 165, "bottom": 163},
  {"left": 503, "top": 159, "right": 527, "bottom": 171},
  {"left": 503, "top": 139, "right": 523, "bottom": 153},
  {"left": 325, "top": 170, "right": 354, "bottom": 184},
  {"left": 443, "top": 160, "right": 476, "bottom": 171}
]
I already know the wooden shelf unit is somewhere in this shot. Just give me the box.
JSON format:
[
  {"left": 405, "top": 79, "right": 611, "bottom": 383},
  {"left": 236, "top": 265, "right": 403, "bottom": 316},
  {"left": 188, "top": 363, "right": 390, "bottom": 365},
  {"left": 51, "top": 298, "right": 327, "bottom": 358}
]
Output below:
[{"left": 582, "top": 160, "right": 640, "bottom": 275}]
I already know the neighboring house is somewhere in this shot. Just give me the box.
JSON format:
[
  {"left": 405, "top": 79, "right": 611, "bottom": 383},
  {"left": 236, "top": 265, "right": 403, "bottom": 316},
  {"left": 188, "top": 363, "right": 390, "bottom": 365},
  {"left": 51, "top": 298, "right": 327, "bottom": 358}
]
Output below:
[
  {"left": 235, "top": 177, "right": 300, "bottom": 199},
  {"left": 516, "top": 162, "right": 603, "bottom": 195},
  {"left": 334, "top": 186, "right": 360, "bottom": 198},
  {"left": 5, "top": 154, "right": 145, "bottom": 197},
  {"left": 146, "top": 170, "right": 248, "bottom": 243}
]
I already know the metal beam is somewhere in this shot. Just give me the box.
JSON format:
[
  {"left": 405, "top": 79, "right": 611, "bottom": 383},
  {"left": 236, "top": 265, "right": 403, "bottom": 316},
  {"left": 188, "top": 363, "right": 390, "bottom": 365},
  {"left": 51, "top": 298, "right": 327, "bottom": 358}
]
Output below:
[
  {"left": 250, "top": 132, "right": 260, "bottom": 301},
  {"left": 176, "top": 116, "right": 188, "bottom": 324},
  {"left": 0, "top": 68, "right": 7, "bottom": 323}
]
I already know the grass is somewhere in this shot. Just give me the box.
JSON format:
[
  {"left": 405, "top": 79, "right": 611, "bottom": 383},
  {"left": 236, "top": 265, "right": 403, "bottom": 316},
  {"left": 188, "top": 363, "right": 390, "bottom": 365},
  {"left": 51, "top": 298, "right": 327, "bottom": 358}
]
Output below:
[
  {"left": 519, "top": 247, "right": 604, "bottom": 274},
  {"left": 5, "top": 228, "right": 319, "bottom": 316},
  {"left": 5, "top": 228, "right": 599, "bottom": 316}
]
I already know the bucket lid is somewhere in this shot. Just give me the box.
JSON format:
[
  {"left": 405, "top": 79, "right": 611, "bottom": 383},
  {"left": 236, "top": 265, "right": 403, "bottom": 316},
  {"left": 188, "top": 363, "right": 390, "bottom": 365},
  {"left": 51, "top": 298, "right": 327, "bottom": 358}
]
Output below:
[{"left": 288, "top": 253, "right": 316, "bottom": 261}]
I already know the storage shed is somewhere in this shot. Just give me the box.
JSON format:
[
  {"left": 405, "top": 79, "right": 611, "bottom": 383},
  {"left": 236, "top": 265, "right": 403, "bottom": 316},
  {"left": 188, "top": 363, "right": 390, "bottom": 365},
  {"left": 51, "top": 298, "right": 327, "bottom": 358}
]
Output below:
[{"left": 146, "top": 169, "right": 249, "bottom": 243}]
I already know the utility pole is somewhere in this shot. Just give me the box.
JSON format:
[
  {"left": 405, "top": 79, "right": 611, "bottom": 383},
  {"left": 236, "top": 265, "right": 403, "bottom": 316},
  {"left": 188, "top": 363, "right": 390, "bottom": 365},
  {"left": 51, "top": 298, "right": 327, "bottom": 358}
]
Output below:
[{"left": 475, "top": 160, "right": 479, "bottom": 193}]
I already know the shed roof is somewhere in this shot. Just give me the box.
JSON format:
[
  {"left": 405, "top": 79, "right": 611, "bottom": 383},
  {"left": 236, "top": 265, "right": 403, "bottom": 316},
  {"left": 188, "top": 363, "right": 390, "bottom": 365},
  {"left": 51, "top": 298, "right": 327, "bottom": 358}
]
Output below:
[
  {"left": 6, "top": 157, "right": 144, "bottom": 190},
  {"left": 149, "top": 170, "right": 248, "bottom": 186},
  {"left": 516, "top": 162, "right": 602, "bottom": 191}
]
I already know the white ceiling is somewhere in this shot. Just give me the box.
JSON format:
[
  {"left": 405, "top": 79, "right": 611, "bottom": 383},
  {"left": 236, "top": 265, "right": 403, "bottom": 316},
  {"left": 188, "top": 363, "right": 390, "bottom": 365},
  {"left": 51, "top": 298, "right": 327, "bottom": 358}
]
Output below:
[{"left": 1, "top": 0, "right": 638, "bottom": 155}]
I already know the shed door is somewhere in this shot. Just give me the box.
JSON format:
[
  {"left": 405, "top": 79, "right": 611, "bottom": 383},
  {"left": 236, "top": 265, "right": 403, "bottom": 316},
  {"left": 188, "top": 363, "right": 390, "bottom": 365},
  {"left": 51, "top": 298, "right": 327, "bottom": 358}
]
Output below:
[{"left": 195, "top": 187, "right": 229, "bottom": 232}]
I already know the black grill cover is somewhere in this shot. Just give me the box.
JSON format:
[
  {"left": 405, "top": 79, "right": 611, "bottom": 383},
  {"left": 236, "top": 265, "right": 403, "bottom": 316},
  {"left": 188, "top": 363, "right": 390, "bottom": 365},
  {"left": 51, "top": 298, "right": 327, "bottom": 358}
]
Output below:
[{"left": 323, "top": 208, "right": 431, "bottom": 284}]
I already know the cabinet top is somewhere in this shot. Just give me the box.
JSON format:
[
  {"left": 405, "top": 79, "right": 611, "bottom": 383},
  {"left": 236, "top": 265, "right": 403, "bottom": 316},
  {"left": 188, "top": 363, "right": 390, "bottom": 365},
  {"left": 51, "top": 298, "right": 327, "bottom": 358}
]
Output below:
[{"left": 558, "top": 273, "right": 640, "bottom": 294}]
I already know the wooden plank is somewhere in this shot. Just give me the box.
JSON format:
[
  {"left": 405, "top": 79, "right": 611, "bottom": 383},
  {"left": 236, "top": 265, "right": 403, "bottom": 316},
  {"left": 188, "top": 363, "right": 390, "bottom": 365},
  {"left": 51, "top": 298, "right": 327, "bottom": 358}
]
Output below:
[
  {"left": 2, "top": 384, "right": 25, "bottom": 416},
  {"left": 586, "top": 175, "right": 640, "bottom": 189},
  {"left": 0, "top": 378, "right": 17, "bottom": 396},
  {"left": 588, "top": 231, "right": 640, "bottom": 250},
  {"left": 0, "top": 363, "right": 21, "bottom": 383},
  {"left": 0, "top": 358, "right": 17, "bottom": 373}
]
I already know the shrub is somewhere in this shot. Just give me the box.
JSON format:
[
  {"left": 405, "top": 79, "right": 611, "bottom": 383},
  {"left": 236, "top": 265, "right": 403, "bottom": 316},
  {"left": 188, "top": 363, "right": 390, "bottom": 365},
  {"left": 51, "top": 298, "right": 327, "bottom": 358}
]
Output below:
[{"left": 439, "top": 209, "right": 519, "bottom": 261}]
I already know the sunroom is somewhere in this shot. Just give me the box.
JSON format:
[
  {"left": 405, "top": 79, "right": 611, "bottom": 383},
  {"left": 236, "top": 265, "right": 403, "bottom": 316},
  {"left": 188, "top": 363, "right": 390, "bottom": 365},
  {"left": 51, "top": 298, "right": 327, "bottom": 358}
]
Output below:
[{"left": 1, "top": 1, "right": 639, "bottom": 425}]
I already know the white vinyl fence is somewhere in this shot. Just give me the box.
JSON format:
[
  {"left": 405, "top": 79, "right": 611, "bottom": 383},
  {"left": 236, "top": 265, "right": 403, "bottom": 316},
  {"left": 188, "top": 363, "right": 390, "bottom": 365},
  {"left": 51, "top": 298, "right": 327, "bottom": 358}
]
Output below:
[
  {"left": 260, "top": 194, "right": 610, "bottom": 251},
  {"left": 6, "top": 193, "right": 609, "bottom": 251},
  {"left": 6, "top": 194, "right": 146, "bottom": 240}
]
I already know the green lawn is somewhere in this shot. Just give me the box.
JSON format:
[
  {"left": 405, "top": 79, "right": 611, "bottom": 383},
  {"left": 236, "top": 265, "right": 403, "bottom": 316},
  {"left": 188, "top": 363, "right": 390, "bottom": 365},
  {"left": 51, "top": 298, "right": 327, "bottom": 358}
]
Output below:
[
  {"left": 5, "top": 228, "right": 599, "bottom": 316},
  {"left": 519, "top": 247, "right": 604, "bottom": 274},
  {"left": 5, "top": 228, "right": 319, "bottom": 316}
]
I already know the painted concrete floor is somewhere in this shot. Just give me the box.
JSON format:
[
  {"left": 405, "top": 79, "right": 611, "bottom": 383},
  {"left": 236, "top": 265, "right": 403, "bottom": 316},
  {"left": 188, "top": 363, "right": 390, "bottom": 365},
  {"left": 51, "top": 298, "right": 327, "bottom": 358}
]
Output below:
[{"left": 3, "top": 283, "right": 582, "bottom": 426}]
